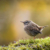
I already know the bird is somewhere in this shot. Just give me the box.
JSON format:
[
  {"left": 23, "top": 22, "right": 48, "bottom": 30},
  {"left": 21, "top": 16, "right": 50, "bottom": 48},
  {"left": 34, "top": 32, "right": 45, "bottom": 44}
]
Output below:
[{"left": 21, "top": 20, "right": 48, "bottom": 38}]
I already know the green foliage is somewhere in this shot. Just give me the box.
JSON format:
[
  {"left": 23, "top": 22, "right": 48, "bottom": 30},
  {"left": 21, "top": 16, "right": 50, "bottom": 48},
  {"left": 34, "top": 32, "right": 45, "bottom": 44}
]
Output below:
[{"left": 0, "top": 37, "right": 50, "bottom": 50}]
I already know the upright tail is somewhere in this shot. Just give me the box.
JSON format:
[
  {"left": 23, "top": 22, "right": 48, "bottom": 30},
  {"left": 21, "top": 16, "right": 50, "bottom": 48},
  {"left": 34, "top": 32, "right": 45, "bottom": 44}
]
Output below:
[
  {"left": 39, "top": 25, "right": 48, "bottom": 34},
  {"left": 39, "top": 25, "right": 48, "bottom": 32},
  {"left": 42, "top": 25, "right": 48, "bottom": 29}
]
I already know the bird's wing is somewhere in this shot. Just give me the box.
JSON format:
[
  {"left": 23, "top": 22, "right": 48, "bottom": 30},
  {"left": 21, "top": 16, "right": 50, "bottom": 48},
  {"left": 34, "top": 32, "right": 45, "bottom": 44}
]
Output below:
[{"left": 27, "top": 25, "right": 40, "bottom": 34}]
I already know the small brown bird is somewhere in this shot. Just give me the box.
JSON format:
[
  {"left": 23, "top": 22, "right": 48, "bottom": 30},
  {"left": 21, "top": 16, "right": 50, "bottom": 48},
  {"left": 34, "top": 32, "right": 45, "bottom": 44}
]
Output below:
[{"left": 21, "top": 20, "right": 48, "bottom": 38}]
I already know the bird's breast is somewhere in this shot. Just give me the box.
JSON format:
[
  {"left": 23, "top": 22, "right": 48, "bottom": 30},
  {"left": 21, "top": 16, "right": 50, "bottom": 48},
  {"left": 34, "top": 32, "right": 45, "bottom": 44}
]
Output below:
[{"left": 24, "top": 26, "right": 38, "bottom": 36}]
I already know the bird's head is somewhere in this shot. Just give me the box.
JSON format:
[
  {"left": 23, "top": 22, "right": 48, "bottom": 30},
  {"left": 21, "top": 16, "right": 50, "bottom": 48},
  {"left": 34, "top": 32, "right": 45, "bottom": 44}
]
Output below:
[{"left": 20, "top": 20, "right": 31, "bottom": 25}]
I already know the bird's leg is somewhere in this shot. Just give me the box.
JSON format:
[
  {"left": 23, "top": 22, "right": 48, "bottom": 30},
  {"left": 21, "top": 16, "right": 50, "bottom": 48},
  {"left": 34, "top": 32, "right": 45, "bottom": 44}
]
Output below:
[{"left": 33, "top": 36, "right": 35, "bottom": 39}]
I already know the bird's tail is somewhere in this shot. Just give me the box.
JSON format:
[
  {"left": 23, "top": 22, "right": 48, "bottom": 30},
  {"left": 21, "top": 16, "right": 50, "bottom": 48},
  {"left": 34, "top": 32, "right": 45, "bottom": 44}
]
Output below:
[
  {"left": 39, "top": 25, "right": 48, "bottom": 32},
  {"left": 42, "top": 25, "right": 48, "bottom": 29}
]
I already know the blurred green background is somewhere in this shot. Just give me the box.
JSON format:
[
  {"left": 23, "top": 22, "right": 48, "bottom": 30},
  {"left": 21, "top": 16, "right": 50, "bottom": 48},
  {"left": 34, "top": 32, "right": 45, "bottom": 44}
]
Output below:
[{"left": 0, "top": 0, "right": 50, "bottom": 45}]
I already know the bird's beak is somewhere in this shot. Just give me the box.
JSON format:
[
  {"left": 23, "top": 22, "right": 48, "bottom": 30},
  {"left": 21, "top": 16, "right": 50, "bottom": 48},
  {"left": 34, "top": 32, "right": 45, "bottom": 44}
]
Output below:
[{"left": 20, "top": 21, "right": 24, "bottom": 23}]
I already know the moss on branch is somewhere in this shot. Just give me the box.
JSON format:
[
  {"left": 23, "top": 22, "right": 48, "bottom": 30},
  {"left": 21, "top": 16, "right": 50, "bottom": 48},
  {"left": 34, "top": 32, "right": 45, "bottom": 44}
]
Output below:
[{"left": 0, "top": 37, "right": 50, "bottom": 50}]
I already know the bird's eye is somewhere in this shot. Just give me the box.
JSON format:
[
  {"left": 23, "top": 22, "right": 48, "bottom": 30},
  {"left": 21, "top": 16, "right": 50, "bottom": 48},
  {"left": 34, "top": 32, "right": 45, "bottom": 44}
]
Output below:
[{"left": 25, "top": 22, "right": 28, "bottom": 23}]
